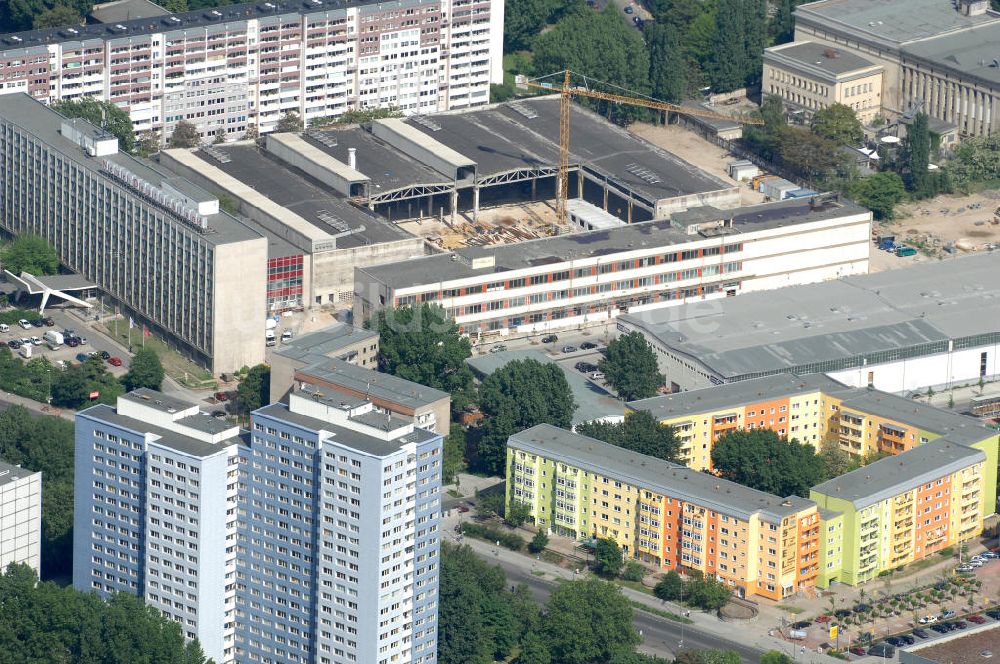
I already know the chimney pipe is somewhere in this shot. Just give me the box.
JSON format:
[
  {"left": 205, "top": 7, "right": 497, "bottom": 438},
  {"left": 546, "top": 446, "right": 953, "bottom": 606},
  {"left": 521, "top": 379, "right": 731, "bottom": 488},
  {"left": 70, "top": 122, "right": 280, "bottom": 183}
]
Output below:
[{"left": 348, "top": 147, "right": 357, "bottom": 170}]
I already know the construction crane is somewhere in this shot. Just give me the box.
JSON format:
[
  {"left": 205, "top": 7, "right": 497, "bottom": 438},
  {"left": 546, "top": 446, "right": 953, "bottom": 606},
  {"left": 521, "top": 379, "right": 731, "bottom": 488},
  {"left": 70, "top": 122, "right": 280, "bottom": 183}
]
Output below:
[{"left": 517, "top": 70, "right": 765, "bottom": 223}]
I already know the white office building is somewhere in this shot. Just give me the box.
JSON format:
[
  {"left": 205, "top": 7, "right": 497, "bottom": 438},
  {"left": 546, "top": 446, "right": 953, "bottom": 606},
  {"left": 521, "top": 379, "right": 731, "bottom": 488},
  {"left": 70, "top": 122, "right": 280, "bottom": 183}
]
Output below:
[{"left": 0, "top": 459, "right": 42, "bottom": 576}]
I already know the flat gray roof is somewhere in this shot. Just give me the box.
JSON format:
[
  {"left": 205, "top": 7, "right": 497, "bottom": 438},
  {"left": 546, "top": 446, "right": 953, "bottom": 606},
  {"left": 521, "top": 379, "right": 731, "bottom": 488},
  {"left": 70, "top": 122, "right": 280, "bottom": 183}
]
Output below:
[
  {"left": 196, "top": 145, "right": 412, "bottom": 248},
  {"left": 795, "top": 0, "right": 1000, "bottom": 45},
  {"left": 359, "top": 197, "right": 868, "bottom": 290},
  {"left": 496, "top": 98, "right": 734, "bottom": 202},
  {"left": 0, "top": 94, "right": 261, "bottom": 246},
  {"left": 620, "top": 252, "right": 1000, "bottom": 380},
  {"left": 82, "top": 403, "right": 245, "bottom": 458},
  {"left": 466, "top": 348, "right": 622, "bottom": 427},
  {"left": 811, "top": 439, "right": 985, "bottom": 509},
  {"left": 838, "top": 391, "right": 995, "bottom": 447},
  {"left": 122, "top": 388, "right": 196, "bottom": 414},
  {"left": 903, "top": 23, "right": 1000, "bottom": 86},
  {"left": 296, "top": 356, "right": 450, "bottom": 409},
  {"left": 0, "top": 459, "right": 40, "bottom": 488},
  {"left": 275, "top": 322, "right": 378, "bottom": 363},
  {"left": 255, "top": 401, "right": 436, "bottom": 457},
  {"left": 88, "top": 0, "right": 169, "bottom": 24},
  {"left": 765, "top": 41, "right": 881, "bottom": 77},
  {"left": 510, "top": 424, "right": 816, "bottom": 523}
]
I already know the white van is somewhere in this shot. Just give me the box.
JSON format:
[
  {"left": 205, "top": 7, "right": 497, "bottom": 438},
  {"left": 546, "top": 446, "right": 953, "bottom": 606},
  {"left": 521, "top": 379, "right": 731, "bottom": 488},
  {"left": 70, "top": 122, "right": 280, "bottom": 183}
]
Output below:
[
  {"left": 265, "top": 330, "right": 276, "bottom": 347},
  {"left": 0, "top": 324, "right": 8, "bottom": 333},
  {"left": 281, "top": 330, "right": 293, "bottom": 343}
]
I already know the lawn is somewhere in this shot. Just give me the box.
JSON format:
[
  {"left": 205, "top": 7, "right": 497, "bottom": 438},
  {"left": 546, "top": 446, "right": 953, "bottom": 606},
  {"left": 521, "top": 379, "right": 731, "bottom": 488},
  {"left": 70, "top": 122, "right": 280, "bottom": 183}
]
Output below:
[{"left": 98, "top": 320, "right": 216, "bottom": 389}]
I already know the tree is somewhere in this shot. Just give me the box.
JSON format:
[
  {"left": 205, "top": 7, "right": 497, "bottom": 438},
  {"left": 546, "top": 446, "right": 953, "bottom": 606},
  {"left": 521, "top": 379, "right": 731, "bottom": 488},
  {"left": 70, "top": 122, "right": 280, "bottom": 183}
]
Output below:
[
  {"left": 476, "top": 490, "right": 505, "bottom": 520},
  {"left": 544, "top": 578, "right": 641, "bottom": 664},
  {"left": 1, "top": 234, "right": 59, "bottom": 275},
  {"left": 904, "top": 112, "right": 931, "bottom": 196},
  {"left": 33, "top": 5, "right": 81, "bottom": 28},
  {"left": 168, "top": 120, "right": 201, "bottom": 148},
  {"left": 653, "top": 570, "right": 684, "bottom": 601},
  {"left": 949, "top": 133, "right": 1000, "bottom": 191},
  {"left": 622, "top": 561, "right": 646, "bottom": 582},
  {"left": 135, "top": 130, "right": 161, "bottom": 157},
  {"left": 599, "top": 332, "right": 663, "bottom": 401},
  {"left": 237, "top": 364, "right": 270, "bottom": 413},
  {"left": 646, "top": 23, "right": 687, "bottom": 105},
  {"left": 372, "top": 303, "right": 475, "bottom": 399},
  {"left": 702, "top": 652, "right": 741, "bottom": 664},
  {"left": 685, "top": 571, "right": 732, "bottom": 611},
  {"left": 242, "top": 122, "right": 259, "bottom": 141},
  {"left": 576, "top": 410, "right": 680, "bottom": 462},
  {"left": 516, "top": 630, "right": 552, "bottom": 664},
  {"left": 528, "top": 530, "right": 549, "bottom": 554},
  {"left": 710, "top": 429, "right": 826, "bottom": 498},
  {"left": 709, "top": 0, "right": 766, "bottom": 93},
  {"left": 276, "top": 111, "right": 304, "bottom": 133},
  {"left": 811, "top": 103, "right": 864, "bottom": 145},
  {"left": 52, "top": 97, "right": 136, "bottom": 154},
  {"left": 853, "top": 171, "right": 906, "bottom": 220},
  {"left": 776, "top": 127, "right": 851, "bottom": 180},
  {"left": 506, "top": 500, "right": 532, "bottom": 527},
  {"left": 760, "top": 652, "right": 794, "bottom": 664},
  {"left": 121, "top": 347, "right": 165, "bottom": 391},
  {"left": 50, "top": 357, "right": 122, "bottom": 409},
  {"left": 818, "top": 438, "right": 858, "bottom": 480},
  {"left": 532, "top": 8, "right": 651, "bottom": 124},
  {"left": 473, "top": 359, "right": 575, "bottom": 475},
  {"left": 503, "top": 0, "right": 562, "bottom": 51},
  {"left": 50, "top": 363, "right": 89, "bottom": 408},
  {"left": 593, "top": 538, "right": 624, "bottom": 578},
  {"left": 442, "top": 424, "right": 466, "bottom": 484}
]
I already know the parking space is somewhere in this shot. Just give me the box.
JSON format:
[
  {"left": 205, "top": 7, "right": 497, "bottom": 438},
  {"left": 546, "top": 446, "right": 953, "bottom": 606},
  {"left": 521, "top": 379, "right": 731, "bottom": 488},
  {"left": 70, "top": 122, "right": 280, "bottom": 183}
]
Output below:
[{"left": 0, "top": 311, "right": 130, "bottom": 376}]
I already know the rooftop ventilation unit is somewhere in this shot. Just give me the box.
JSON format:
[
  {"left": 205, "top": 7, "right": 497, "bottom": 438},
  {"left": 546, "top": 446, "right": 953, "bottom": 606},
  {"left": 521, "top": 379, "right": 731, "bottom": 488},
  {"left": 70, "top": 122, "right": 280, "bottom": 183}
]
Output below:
[{"left": 411, "top": 115, "right": 441, "bottom": 132}]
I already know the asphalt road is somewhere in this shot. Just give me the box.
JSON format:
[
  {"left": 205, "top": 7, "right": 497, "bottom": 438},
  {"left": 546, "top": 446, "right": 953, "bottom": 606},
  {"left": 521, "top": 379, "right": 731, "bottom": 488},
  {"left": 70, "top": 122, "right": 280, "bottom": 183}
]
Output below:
[{"left": 494, "top": 555, "right": 766, "bottom": 662}]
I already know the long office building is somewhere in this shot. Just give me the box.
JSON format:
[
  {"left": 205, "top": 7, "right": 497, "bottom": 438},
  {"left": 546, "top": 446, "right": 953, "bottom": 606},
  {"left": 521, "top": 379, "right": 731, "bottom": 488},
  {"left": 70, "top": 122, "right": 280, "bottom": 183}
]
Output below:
[
  {"left": 0, "top": 459, "right": 43, "bottom": 576},
  {"left": 0, "top": 0, "right": 504, "bottom": 143},
  {"left": 74, "top": 385, "right": 443, "bottom": 664},
  {"left": 355, "top": 196, "right": 872, "bottom": 338},
  {"left": 507, "top": 424, "right": 823, "bottom": 601},
  {"left": 0, "top": 93, "right": 267, "bottom": 372}
]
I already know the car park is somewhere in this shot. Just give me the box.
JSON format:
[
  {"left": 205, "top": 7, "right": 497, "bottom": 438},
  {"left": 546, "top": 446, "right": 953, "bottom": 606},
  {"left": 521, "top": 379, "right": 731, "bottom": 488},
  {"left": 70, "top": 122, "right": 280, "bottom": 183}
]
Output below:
[
  {"left": 849, "top": 647, "right": 867, "bottom": 656},
  {"left": 580, "top": 341, "right": 598, "bottom": 350},
  {"left": 541, "top": 334, "right": 558, "bottom": 343},
  {"left": 17, "top": 319, "right": 31, "bottom": 329},
  {"left": 919, "top": 615, "right": 938, "bottom": 624},
  {"left": 108, "top": 357, "right": 123, "bottom": 366},
  {"left": 898, "top": 635, "right": 915, "bottom": 645},
  {"left": 957, "top": 564, "right": 975, "bottom": 572},
  {"left": 912, "top": 629, "right": 930, "bottom": 639},
  {"left": 968, "top": 615, "right": 987, "bottom": 624},
  {"left": 561, "top": 345, "right": 577, "bottom": 353},
  {"left": 868, "top": 644, "right": 895, "bottom": 658},
  {"left": 941, "top": 610, "right": 957, "bottom": 619},
  {"left": 76, "top": 353, "right": 90, "bottom": 363},
  {"left": 99, "top": 350, "right": 111, "bottom": 360},
  {"left": 30, "top": 336, "right": 42, "bottom": 346}
]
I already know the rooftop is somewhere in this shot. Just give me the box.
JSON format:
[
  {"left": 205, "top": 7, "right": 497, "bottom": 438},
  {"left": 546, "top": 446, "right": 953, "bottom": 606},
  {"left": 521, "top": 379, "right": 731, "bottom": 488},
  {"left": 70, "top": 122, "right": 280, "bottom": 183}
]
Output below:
[
  {"left": 359, "top": 197, "right": 868, "bottom": 290},
  {"left": 0, "top": 94, "right": 261, "bottom": 246},
  {"left": 810, "top": 438, "right": 985, "bottom": 509},
  {"left": 795, "top": 0, "right": 1000, "bottom": 45},
  {"left": 295, "top": 356, "right": 450, "bottom": 410},
  {"left": 510, "top": 423, "right": 817, "bottom": 523},
  {"left": 256, "top": 400, "right": 436, "bottom": 457},
  {"left": 0, "top": 459, "right": 40, "bottom": 488},
  {"left": 903, "top": 22, "right": 1000, "bottom": 87},
  {"left": 275, "top": 322, "right": 378, "bottom": 363},
  {"left": 764, "top": 41, "right": 882, "bottom": 77},
  {"left": 619, "top": 252, "right": 1000, "bottom": 380},
  {"left": 195, "top": 145, "right": 412, "bottom": 248},
  {"left": 87, "top": 0, "right": 169, "bottom": 24},
  {"left": 838, "top": 390, "right": 995, "bottom": 447},
  {"left": 904, "top": 623, "right": 1000, "bottom": 664},
  {"left": 121, "top": 387, "right": 196, "bottom": 415},
  {"left": 82, "top": 403, "right": 245, "bottom": 458}
]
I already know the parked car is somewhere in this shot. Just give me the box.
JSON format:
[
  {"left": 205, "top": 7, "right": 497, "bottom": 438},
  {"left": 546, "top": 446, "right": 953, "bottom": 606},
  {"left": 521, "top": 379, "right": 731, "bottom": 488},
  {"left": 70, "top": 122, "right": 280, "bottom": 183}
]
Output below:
[
  {"left": 816, "top": 615, "right": 832, "bottom": 623},
  {"left": 791, "top": 620, "right": 812, "bottom": 629},
  {"left": 868, "top": 643, "right": 895, "bottom": 658},
  {"left": 0, "top": 324, "right": 8, "bottom": 333},
  {"left": 968, "top": 559, "right": 985, "bottom": 567},
  {"left": 214, "top": 391, "right": 230, "bottom": 402},
  {"left": 76, "top": 353, "right": 90, "bottom": 363},
  {"left": 456, "top": 505, "right": 469, "bottom": 513},
  {"left": 210, "top": 410, "right": 227, "bottom": 419},
  {"left": 65, "top": 337, "right": 79, "bottom": 348},
  {"left": 6, "top": 340, "right": 18, "bottom": 348},
  {"left": 42, "top": 317, "right": 54, "bottom": 327},
  {"left": 849, "top": 647, "right": 867, "bottom": 656},
  {"left": 886, "top": 636, "right": 903, "bottom": 647},
  {"left": 968, "top": 615, "right": 987, "bottom": 624},
  {"left": 957, "top": 564, "right": 975, "bottom": 572},
  {"left": 575, "top": 361, "right": 597, "bottom": 373},
  {"left": 980, "top": 551, "right": 1000, "bottom": 559},
  {"left": 941, "top": 610, "right": 957, "bottom": 619},
  {"left": 985, "top": 610, "right": 1000, "bottom": 620},
  {"left": 78, "top": 337, "right": 88, "bottom": 345},
  {"left": 912, "top": 628, "right": 930, "bottom": 639},
  {"left": 919, "top": 615, "right": 938, "bottom": 624},
  {"left": 854, "top": 604, "right": 872, "bottom": 613},
  {"left": 950, "top": 621, "right": 968, "bottom": 630},
  {"left": 580, "top": 341, "right": 598, "bottom": 350},
  {"left": 590, "top": 371, "right": 605, "bottom": 380},
  {"left": 17, "top": 319, "right": 31, "bottom": 329},
  {"left": 30, "top": 336, "right": 42, "bottom": 346},
  {"left": 898, "top": 635, "right": 915, "bottom": 645},
  {"left": 489, "top": 344, "right": 507, "bottom": 354},
  {"left": 280, "top": 330, "right": 293, "bottom": 343},
  {"left": 30, "top": 319, "right": 44, "bottom": 328},
  {"left": 20, "top": 338, "right": 31, "bottom": 346},
  {"left": 541, "top": 334, "right": 558, "bottom": 343},
  {"left": 561, "top": 345, "right": 577, "bottom": 353},
  {"left": 108, "top": 357, "right": 123, "bottom": 367},
  {"left": 99, "top": 350, "right": 111, "bottom": 360},
  {"left": 930, "top": 624, "right": 949, "bottom": 634},
  {"left": 623, "top": 4, "right": 633, "bottom": 13}
]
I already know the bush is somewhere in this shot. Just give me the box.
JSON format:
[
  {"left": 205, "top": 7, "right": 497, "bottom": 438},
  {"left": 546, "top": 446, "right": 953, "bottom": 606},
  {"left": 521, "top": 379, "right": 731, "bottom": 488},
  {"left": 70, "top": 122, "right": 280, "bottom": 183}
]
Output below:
[
  {"left": 528, "top": 530, "right": 549, "bottom": 554},
  {"left": 621, "top": 561, "right": 646, "bottom": 582},
  {"left": 458, "top": 522, "right": 525, "bottom": 551},
  {"left": 938, "top": 546, "right": 954, "bottom": 557},
  {"left": 654, "top": 571, "right": 684, "bottom": 601}
]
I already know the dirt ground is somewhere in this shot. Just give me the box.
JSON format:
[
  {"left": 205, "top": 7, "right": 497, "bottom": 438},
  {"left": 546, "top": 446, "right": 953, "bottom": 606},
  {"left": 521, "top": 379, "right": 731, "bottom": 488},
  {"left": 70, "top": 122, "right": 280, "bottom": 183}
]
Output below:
[
  {"left": 630, "top": 122, "right": 766, "bottom": 206},
  {"left": 871, "top": 189, "right": 1000, "bottom": 272},
  {"left": 397, "top": 200, "right": 573, "bottom": 250}
]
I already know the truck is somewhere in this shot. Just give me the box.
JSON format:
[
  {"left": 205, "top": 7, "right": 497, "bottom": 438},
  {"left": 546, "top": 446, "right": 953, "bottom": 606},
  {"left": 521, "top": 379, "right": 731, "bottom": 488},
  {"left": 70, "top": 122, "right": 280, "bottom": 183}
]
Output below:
[
  {"left": 877, "top": 235, "right": 896, "bottom": 251},
  {"left": 18, "top": 343, "right": 31, "bottom": 359},
  {"left": 895, "top": 246, "right": 917, "bottom": 257},
  {"left": 43, "top": 330, "right": 64, "bottom": 349}
]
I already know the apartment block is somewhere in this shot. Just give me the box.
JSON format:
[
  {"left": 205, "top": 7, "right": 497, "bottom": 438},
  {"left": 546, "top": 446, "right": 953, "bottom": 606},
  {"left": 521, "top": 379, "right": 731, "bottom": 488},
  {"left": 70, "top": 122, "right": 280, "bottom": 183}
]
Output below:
[
  {"left": 0, "top": 459, "right": 42, "bottom": 576},
  {"left": 240, "top": 386, "right": 442, "bottom": 664},
  {"left": 811, "top": 440, "right": 990, "bottom": 586},
  {"left": 0, "top": 0, "right": 504, "bottom": 142},
  {"left": 356, "top": 197, "right": 871, "bottom": 339},
  {"left": 74, "top": 384, "right": 443, "bottom": 664},
  {"left": 73, "top": 389, "right": 245, "bottom": 663},
  {"left": 507, "top": 424, "right": 821, "bottom": 600},
  {"left": 0, "top": 93, "right": 267, "bottom": 373}
]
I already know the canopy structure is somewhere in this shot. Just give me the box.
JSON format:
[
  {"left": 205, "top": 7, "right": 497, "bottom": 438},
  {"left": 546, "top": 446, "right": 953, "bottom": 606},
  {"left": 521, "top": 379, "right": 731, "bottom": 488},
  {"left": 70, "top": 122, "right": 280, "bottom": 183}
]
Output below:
[{"left": 4, "top": 270, "right": 96, "bottom": 314}]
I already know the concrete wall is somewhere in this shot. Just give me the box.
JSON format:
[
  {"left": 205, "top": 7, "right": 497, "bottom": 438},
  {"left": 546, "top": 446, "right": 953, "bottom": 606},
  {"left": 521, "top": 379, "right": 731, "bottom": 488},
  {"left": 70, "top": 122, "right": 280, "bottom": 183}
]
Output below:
[
  {"left": 655, "top": 187, "right": 741, "bottom": 217},
  {"left": 311, "top": 237, "right": 429, "bottom": 307},
  {"left": 827, "top": 343, "right": 1000, "bottom": 394},
  {"left": 212, "top": 238, "right": 268, "bottom": 374}
]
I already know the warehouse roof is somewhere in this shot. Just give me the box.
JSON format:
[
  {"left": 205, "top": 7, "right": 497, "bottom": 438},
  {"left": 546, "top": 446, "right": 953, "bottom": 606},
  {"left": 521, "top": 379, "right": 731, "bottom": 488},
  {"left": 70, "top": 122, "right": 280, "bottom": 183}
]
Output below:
[
  {"left": 359, "top": 196, "right": 868, "bottom": 289},
  {"left": 619, "top": 252, "right": 1000, "bottom": 380},
  {"left": 510, "top": 424, "right": 817, "bottom": 523},
  {"left": 295, "top": 357, "right": 450, "bottom": 410},
  {"left": 811, "top": 439, "right": 985, "bottom": 509},
  {"left": 764, "top": 41, "right": 882, "bottom": 78},
  {"left": 794, "top": 0, "right": 1000, "bottom": 45},
  {"left": 903, "top": 23, "right": 1000, "bottom": 87},
  {"left": 275, "top": 322, "right": 378, "bottom": 363}
]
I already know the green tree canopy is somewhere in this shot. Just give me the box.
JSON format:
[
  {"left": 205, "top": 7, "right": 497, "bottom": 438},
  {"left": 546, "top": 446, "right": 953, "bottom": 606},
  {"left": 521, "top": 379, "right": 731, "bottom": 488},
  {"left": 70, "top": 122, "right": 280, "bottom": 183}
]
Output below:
[
  {"left": 685, "top": 570, "right": 732, "bottom": 611},
  {"left": 904, "top": 112, "right": 931, "bottom": 196},
  {"left": 237, "top": 364, "right": 270, "bottom": 413},
  {"left": 276, "top": 111, "right": 304, "bottom": 133},
  {"left": 709, "top": 0, "right": 766, "bottom": 93},
  {"left": 543, "top": 578, "right": 640, "bottom": 664},
  {"left": 810, "top": 103, "right": 864, "bottom": 145},
  {"left": 1, "top": 234, "right": 60, "bottom": 275},
  {"left": 769, "top": 0, "right": 805, "bottom": 44},
  {"left": 32, "top": 4, "right": 81, "bottom": 27},
  {"left": 646, "top": 23, "right": 687, "bottom": 104},
  {"left": 575, "top": 410, "right": 680, "bottom": 462},
  {"left": 51, "top": 357, "right": 122, "bottom": 409},
  {"left": 818, "top": 437, "right": 859, "bottom": 479},
  {"left": 372, "top": 303, "right": 474, "bottom": 399},
  {"left": 168, "top": 120, "right": 201, "bottom": 149},
  {"left": 593, "top": 538, "right": 624, "bottom": 578},
  {"left": 710, "top": 429, "right": 826, "bottom": 498},
  {"left": 949, "top": 133, "right": 1000, "bottom": 190},
  {"left": 760, "top": 651, "right": 794, "bottom": 664},
  {"left": 503, "top": 0, "right": 564, "bottom": 51},
  {"left": 599, "top": 332, "right": 663, "bottom": 401},
  {"left": 653, "top": 570, "right": 684, "bottom": 601},
  {"left": 473, "top": 358, "right": 575, "bottom": 475},
  {"left": 122, "top": 347, "right": 165, "bottom": 391},
  {"left": 532, "top": 8, "right": 651, "bottom": 124},
  {"left": 852, "top": 171, "right": 906, "bottom": 220},
  {"left": 53, "top": 97, "right": 135, "bottom": 154}
]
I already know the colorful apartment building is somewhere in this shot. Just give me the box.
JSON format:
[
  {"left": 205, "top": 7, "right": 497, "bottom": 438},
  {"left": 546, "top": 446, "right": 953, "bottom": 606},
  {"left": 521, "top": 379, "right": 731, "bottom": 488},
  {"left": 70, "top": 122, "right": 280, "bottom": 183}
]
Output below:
[
  {"left": 506, "top": 424, "right": 821, "bottom": 600},
  {"left": 811, "top": 440, "right": 990, "bottom": 587}
]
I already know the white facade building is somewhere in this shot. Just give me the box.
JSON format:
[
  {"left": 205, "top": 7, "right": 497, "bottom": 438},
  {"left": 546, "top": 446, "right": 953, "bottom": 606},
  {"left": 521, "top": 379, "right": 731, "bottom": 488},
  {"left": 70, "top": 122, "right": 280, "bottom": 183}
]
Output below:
[{"left": 0, "top": 460, "right": 42, "bottom": 576}]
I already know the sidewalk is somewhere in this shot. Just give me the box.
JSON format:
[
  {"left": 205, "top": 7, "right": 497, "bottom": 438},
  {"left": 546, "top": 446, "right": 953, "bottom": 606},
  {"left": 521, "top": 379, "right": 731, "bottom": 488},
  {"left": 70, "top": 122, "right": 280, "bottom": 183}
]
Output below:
[{"left": 0, "top": 390, "right": 74, "bottom": 422}]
